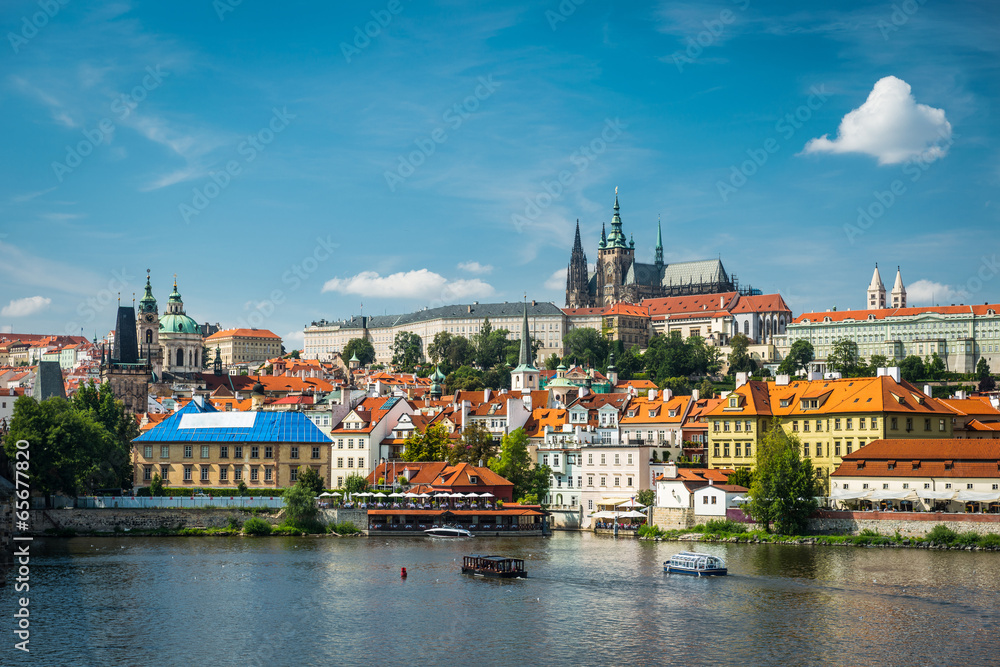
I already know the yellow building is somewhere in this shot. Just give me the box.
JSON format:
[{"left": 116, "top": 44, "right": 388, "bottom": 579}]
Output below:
[
  {"left": 706, "top": 372, "right": 956, "bottom": 482},
  {"left": 205, "top": 328, "right": 283, "bottom": 368}
]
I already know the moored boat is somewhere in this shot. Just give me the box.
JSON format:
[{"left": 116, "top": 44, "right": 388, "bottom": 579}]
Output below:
[
  {"left": 425, "top": 526, "right": 474, "bottom": 538},
  {"left": 461, "top": 555, "right": 527, "bottom": 578},
  {"left": 664, "top": 551, "right": 727, "bottom": 576}
]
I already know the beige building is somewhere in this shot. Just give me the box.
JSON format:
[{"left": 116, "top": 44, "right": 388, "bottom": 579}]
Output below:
[{"left": 205, "top": 328, "right": 283, "bottom": 368}]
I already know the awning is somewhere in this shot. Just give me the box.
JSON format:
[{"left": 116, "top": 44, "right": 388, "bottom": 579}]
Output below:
[
  {"left": 867, "top": 489, "right": 918, "bottom": 501},
  {"left": 917, "top": 490, "right": 956, "bottom": 500},
  {"left": 954, "top": 490, "right": 1000, "bottom": 502},
  {"left": 830, "top": 490, "right": 873, "bottom": 500}
]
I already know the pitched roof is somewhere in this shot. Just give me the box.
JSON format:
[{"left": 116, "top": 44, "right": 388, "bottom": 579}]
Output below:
[
  {"left": 133, "top": 400, "right": 331, "bottom": 443},
  {"left": 205, "top": 328, "right": 282, "bottom": 340},
  {"left": 729, "top": 293, "right": 791, "bottom": 314},
  {"left": 311, "top": 301, "right": 564, "bottom": 331},
  {"left": 643, "top": 292, "right": 738, "bottom": 319},
  {"left": 833, "top": 438, "right": 1000, "bottom": 478},
  {"left": 793, "top": 303, "right": 1000, "bottom": 324}
]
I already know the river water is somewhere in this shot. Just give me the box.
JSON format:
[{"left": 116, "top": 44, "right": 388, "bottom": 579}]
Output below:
[{"left": 3, "top": 532, "right": 999, "bottom": 666}]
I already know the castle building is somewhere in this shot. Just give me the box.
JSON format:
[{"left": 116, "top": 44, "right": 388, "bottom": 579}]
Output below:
[{"left": 566, "top": 189, "right": 752, "bottom": 308}]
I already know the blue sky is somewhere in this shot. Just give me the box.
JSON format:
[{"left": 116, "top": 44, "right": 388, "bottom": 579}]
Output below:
[{"left": 2, "top": 0, "right": 998, "bottom": 347}]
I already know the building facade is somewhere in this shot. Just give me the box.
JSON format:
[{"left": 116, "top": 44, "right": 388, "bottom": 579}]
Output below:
[{"left": 205, "top": 328, "right": 283, "bottom": 368}]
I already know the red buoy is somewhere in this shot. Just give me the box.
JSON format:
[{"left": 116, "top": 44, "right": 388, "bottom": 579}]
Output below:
[{"left": 401, "top": 567, "right": 407, "bottom": 578}]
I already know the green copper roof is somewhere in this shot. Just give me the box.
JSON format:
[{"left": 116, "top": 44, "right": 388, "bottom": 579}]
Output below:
[
  {"left": 605, "top": 191, "right": 628, "bottom": 249},
  {"left": 168, "top": 278, "right": 182, "bottom": 303},
  {"left": 159, "top": 312, "right": 200, "bottom": 334},
  {"left": 350, "top": 353, "right": 360, "bottom": 362},
  {"left": 512, "top": 302, "right": 537, "bottom": 373},
  {"left": 139, "top": 270, "right": 157, "bottom": 313},
  {"left": 430, "top": 365, "right": 446, "bottom": 382}
]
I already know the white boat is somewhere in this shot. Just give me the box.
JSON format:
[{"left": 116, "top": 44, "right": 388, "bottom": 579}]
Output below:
[
  {"left": 664, "top": 551, "right": 727, "bottom": 576},
  {"left": 425, "top": 526, "right": 474, "bottom": 538}
]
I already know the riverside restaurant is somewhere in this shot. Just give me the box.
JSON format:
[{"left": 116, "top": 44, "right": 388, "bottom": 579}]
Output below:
[{"left": 368, "top": 507, "right": 547, "bottom": 535}]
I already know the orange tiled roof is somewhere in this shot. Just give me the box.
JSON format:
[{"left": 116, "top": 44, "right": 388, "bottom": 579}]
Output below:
[
  {"left": 833, "top": 438, "right": 1000, "bottom": 478},
  {"left": 205, "top": 328, "right": 282, "bottom": 340},
  {"left": 793, "top": 303, "right": 1000, "bottom": 324},
  {"left": 643, "top": 292, "right": 738, "bottom": 319},
  {"left": 620, "top": 396, "right": 690, "bottom": 425},
  {"left": 603, "top": 303, "right": 649, "bottom": 318},
  {"left": 729, "top": 293, "right": 791, "bottom": 314}
]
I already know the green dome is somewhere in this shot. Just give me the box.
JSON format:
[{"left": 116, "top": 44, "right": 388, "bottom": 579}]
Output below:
[{"left": 159, "top": 312, "right": 200, "bottom": 334}]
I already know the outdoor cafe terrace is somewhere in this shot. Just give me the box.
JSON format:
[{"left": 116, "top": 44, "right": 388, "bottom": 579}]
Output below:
[{"left": 368, "top": 507, "right": 546, "bottom": 533}]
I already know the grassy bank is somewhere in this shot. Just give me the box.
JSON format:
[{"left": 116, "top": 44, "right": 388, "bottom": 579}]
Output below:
[{"left": 637, "top": 520, "right": 1000, "bottom": 551}]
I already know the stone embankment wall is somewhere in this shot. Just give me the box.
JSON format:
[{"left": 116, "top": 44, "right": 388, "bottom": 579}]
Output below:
[
  {"left": 319, "top": 508, "right": 368, "bottom": 533},
  {"left": 27, "top": 508, "right": 283, "bottom": 534},
  {"left": 548, "top": 507, "right": 582, "bottom": 530},
  {"left": 808, "top": 511, "right": 1000, "bottom": 537},
  {"left": 651, "top": 507, "right": 695, "bottom": 530}
]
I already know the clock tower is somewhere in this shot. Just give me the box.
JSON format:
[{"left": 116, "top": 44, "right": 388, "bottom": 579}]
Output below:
[
  {"left": 137, "top": 269, "right": 163, "bottom": 380},
  {"left": 595, "top": 188, "right": 635, "bottom": 306}
]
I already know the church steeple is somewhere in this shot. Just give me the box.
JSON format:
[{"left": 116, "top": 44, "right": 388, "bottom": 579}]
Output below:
[
  {"left": 138, "top": 269, "right": 158, "bottom": 314},
  {"left": 605, "top": 186, "right": 628, "bottom": 249},
  {"left": 566, "top": 219, "right": 592, "bottom": 308},
  {"left": 891, "top": 266, "right": 907, "bottom": 308},
  {"left": 867, "top": 263, "right": 886, "bottom": 309},
  {"left": 510, "top": 301, "right": 539, "bottom": 393},
  {"left": 654, "top": 216, "right": 664, "bottom": 271}
]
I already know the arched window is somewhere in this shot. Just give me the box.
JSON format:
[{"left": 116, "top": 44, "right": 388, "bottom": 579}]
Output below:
[
  {"left": 195, "top": 349, "right": 199, "bottom": 367},
  {"left": 743, "top": 321, "right": 749, "bottom": 335},
  {"left": 189, "top": 350, "right": 194, "bottom": 367},
  {"left": 176, "top": 348, "right": 183, "bottom": 367},
  {"left": 145, "top": 330, "right": 152, "bottom": 344},
  {"left": 765, "top": 319, "right": 771, "bottom": 340}
]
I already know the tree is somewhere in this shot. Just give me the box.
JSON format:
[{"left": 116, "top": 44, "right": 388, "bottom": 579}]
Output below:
[
  {"left": 867, "top": 354, "right": 890, "bottom": 374},
  {"left": 450, "top": 422, "right": 497, "bottom": 465},
  {"left": 237, "top": 480, "right": 249, "bottom": 496},
  {"left": 488, "top": 428, "right": 547, "bottom": 502},
  {"left": 697, "top": 378, "right": 715, "bottom": 399},
  {"left": 899, "top": 355, "right": 925, "bottom": 383},
  {"left": 777, "top": 340, "right": 814, "bottom": 376},
  {"left": 686, "top": 336, "right": 721, "bottom": 376},
  {"left": 288, "top": 349, "right": 300, "bottom": 359},
  {"left": 746, "top": 420, "right": 819, "bottom": 534},
  {"left": 445, "top": 366, "right": 484, "bottom": 393},
  {"left": 342, "top": 338, "right": 375, "bottom": 367},
  {"left": 202, "top": 346, "right": 213, "bottom": 369},
  {"left": 149, "top": 473, "right": 165, "bottom": 497},
  {"left": 827, "top": 338, "right": 863, "bottom": 377},
  {"left": 660, "top": 376, "right": 691, "bottom": 396},
  {"left": 926, "top": 352, "right": 945, "bottom": 381},
  {"left": 391, "top": 331, "right": 424, "bottom": 371},
  {"left": 343, "top": 474, "right": 368, "bottom": 494},
  {"left": 544, "top": 354, "right": 560, "bottom": 370},
  {"left": 4, "top": 395, "right": 118, "bottom": 505},
  {"left": 73, "top": 381, "right": 138, "bottom": 489},
  {"left": 726, "top": 333, "right": 757, "bottom": 375},
  {"left": 473, "top": 318, "right": 509, "bottom": 370},
  {"left": 504, "top": 336, "right": 541, "bottom": 367},
  {"left": 563, "top": 327, "right": 609, "bottom": 369},
  {"left": 296, "top": 466, "right": 324, "bottom": 496},
  {"left": 644, "top": 332, "right": 693, "bottom": 383},
  {"left": 283, "top": 482, "right": 319, "bottom": 528},
  {"left": 636, "top": 489, "right": 656, "bottom": 507},
  {"left": 978, "top": 357, "right": 996, "bottom": 392},
  {"left": 727, "top": 467, "right": 753, "bottom": 489},
  {"left": 610, "top": 340, "right": 644, "bottom": 381},
  {"left": 401, "top": 423, "right": 451, "bottom": 462}
]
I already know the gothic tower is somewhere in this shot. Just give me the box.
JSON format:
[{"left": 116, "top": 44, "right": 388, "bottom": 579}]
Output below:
[
  {"left": 136, "top": 269, "right": 163, "bottom": 380},
  {"left": 596, "top": 188, "right": 635, "bottom": 306},
  {"left": 891, "top": 266, "right": 907, "bottom": 308},
  {"left": 101, "top": 305, "right": 151, "bottom": 414},
  {"left": 654, "top": 216, "right": 664, "bottom": 275},
  {"left": 565, "top": 219, "right": 593, "bottom": 308},
  {"left": 867, "top": 264, "right": 886, "bottom": 309}
]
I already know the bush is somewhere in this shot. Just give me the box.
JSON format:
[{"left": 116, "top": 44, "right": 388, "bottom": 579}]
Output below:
[
  {"left": 955, "top": 531, "right": 982, "bottom": 547},
  {"left": 227, "top": 516, "right": 242, "bottom": 531},
  {"left": 860, "top": 528, "right": 880, "bottom": 537},
  {"left": 926, "top": 524, "right": 958, "bottom": 545},
  {"left": 704, "top": 519, "right": 744, "bottom": 535},
  {"left": 978, "top": 533, "right": 1000, "bottom": 548},
  {"left": 243, "top": 517, "right": 272, "bottom": 536},
  {"left": 638, "top": 524, "right": 664, "bottom": 538},
  {"left": 332, "top": 521, "right": 360, "bottom": 535},
  {"left": 136, "top": 486, "right": 151, "bottom": 497}
]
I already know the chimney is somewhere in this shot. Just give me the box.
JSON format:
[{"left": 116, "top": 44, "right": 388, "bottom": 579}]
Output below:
[
  {"left": 720, "top": 296, "right": 724, "bottom": 309},
  {"left": 662, "top": 388, "right": 673, "bottom": 402},
  {"left": 735, "top": 372, "right": 749, "bottom": 389},
  {"left": 648, "top": 388, "right": 656, "bottom": 401},
  {"left": 484, "top": 388, "right": 491, "bottom": 402},
  {"left": 886, "top": 366, "right": 901, "bottom": 382},
  {"left": 664, "top": 462, "right": 678, "bottom": 479},
  {"left": 708, "top": 478, "right": 714, "bottom": 486},
  {"left": 923, "top": 384, "right": 933, "bottom": 398},
  {"left": 776, "top": 374, "right": 790, "bottom": 386},
  {"left": 691, "top": 389, "right": 699, "bottom": 401}
]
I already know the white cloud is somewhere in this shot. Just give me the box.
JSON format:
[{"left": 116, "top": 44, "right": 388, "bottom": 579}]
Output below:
[
  {"left": 457, "top": 261, "right": 493, "bottom": 275},
  {"left": 544, "top": 268, "right": 567, "bottom": 291},
  {"left": 802, "top": 76, "right": 952, "bottom": 165},
  {"left": 906, "top": 279, "right": 967, "bottom": 305},
  {"left": 2, "top": 296, "right": 52, "bottom": 317},
  {"left": 322, "top": 269, "right": 494, "bottom": 301},
  {"left": 283, "top": 330, "right": 305, "bottom": 346}
]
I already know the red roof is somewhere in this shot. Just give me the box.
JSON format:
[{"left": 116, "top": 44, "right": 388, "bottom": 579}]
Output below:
[
  {"left": 793, "top": 303, "right": 1000, "bottom": 324},
  {"left": 833, "top": 438, "right": 1000, "bottom": 478},
  {"left": 729, "top": 293, "right": 791, "bottom": 314},
  {"left": 643, "top": 292, "right": 738, "bottom": 319},
  {"left": 205, "top": 328, "right": 282, "bottom": 340}
]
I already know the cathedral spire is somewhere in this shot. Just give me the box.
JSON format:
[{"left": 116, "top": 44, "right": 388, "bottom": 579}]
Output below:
[
  {"left": 572, "top": 219, "right": 583, "bottom": 252},
  {"left": 606, "top": 188, "right": 627, "bottom": 248},
  {"left": 654, "top": 215, "right": 664, "bottom": 269}
]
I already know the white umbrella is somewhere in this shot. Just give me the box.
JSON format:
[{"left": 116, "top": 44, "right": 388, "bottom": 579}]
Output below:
[
  {"left": 388, "top": 492, "right": 404, "bottom": 498},
  {"left": 434, "top": 492, "right": 450, "bottom": 498},
  {"left": 403, "top": 492, "right": 418, "bottom": 498},
  {"left": 618, "top": 510, "right": 648, "bottom": 518},
  {"left": 731, "top": 495, "right": 749, "bottom": 503},
  {"left": 448, "top": 493, "right": 465, "bottom": 498},
  {"left": 615, "top": 499, "right": 646, "bottom": 509},
  {"left": 590, "top": 511, "right": 617, "bottom": 519},
  {"left": 417, "top": 493, "right": 431, "bottom": 498},
  {"left": 463, "top": 492, "right": 480, "bottom": 497},
  {"left": 328, "top": 492, "right": 342, "bottom": 497},
  {"left": 479, "top": 492, "right": 494, "bottom": 498},
  {"left": 318, "top": 492, "right": 335, "bottom": 498},
  {"left": 373, "top": 492, "right": 388, "bottom": 497}
]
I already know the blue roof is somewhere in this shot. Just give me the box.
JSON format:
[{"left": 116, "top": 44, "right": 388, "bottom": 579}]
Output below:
[{"left": 134, "top": 400, "right": 332, "bottom": 444}]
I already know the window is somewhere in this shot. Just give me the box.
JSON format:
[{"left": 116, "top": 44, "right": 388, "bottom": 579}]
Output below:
[
  {"left": 803, "top": 421, "right": 810, "bottom": 432},
  {"left": 924, "top": 483, "right": 930, "bottom": 489},
  {"left": 939, "top": 419, "right": 946, "bottom": 432},
  {"left": 588, "top": 453, "right": 593, "bottom": 465},
  {"left": 834, "top": 441, "right": 841, "bottom": 457},
  {"left": 627, "top": 453, "right": 633, "bottom": 465},
  {"left": 542, "top": 455, "right": 549, "bottom": 465},
  {"left": 945, "top": 483, "right": 952, "bottom": 489},
  {"left": 234, "top": 468, "right": 242, "bottom": 481},
  {"left": 144, "top": 446, "right": 153, "bottom": 458},
  {"left": 600, "top": 476, "right": 607, "bottom": 486},
  {"left": 588, "top": 476, "right": 594, "bottom": 487},
  {"left": 588, "top": 499, "right": 593, "bottom": 510},
  {"left": 803, "top": 443, "right": 810, "bottom": 456},
  {"left": 184, "top": 446, "right": 192, "bottom": 459},
  {"left": 201, "top": 445, "right": 210, "bottom": 459},
  {"left": 338, "top": 439, "right": 344, "bottom": 449},
  {"left": 554, "top": 454, "right": 560, "bottom": 466},
  {"left": 337, "top": 476, "right": 343, "bottom": 487},
  {"left": 859, "top": 417, "right": 866, "bottom": 430},
  {"left": 348, "top": 439, "right": 354, "bottom": 449},
  {"left": 871, "top": 417, "right": 878, "bottom": 430},
  {"left": 846, "top": 442, "right": 853, "bottom": 455},
  {"left": 711, "top": 496, "right": 717, "bottom": 505},
  {"left": 906, "top": 418, "right": 913, "bottom": 432},
  {"left": 891, "top": 417, "right": 898, "bottom": 430},
  {"left": 251, "top": 446, "right": 259, "bottom": 459},
  {"left": 924, "top": 418, "right": 931, "bottom": 432},
  {"left": 703, "top": 496, "right": 709, "bottom": 504},
  {"left": 161, "top": 446, "right": 170, "bottom": 458},
  {"left": 735, "top": 443, "right": 742, "bottom": 457},
  {"left": 291, "top": 446, "right": 299, "bottom": 459},
  {"left": 714, "top": 444, "right": 720, "bottom": 458},
  {"left": 265, "top": 446, "right": 273, "bottom": 459},
  {"left": 883, "top": 483, "right": 889, "bottom": 490},
  {"left": 714, "top": 421, "right": 720, "bottom": 432},
  {"left": 735, "top": 421, "right": 742, "bottom": 432},
  {"left": 816, "top": 420, "right": 823, "bottom": 432},
  {"left": 337, "top": 457, "right": 343, "bottom": 468},
  {"left": 235, "top": 446, "right": 243, "bottom": 458},
  {"left": 347, "top": 458, "right": 354, "bottom": 468},
  {"left": 143, "top": 466, "right": 152, "bottom": 481},
  {"left": 745, "top": 420, "right": 752, "bottom": 432},
  {"left": 843, "top": 484, "right": 849, "bottom": 490},
  {"left": 312, "top": 447, "right": 320, "bottom": 459},
  {"left": 967, "top": 483, "right": 974, "bottom": 490},
  {"left": 902, "top": 483, "right": 909, "bottom": 489},
  {"left": 184, "top": 466, "right": 192, "bottom": 481},
  {"left": 723, "top": 444, "right": 730, "bottom": 458},
  {"left": 600, "top": 454, "right": 606, "bottom": 465},
  {"left": 724, "top": 421, "right": 730, "bottom": 432},
  {"left": 846, "top": 418, "right": 853, "bottom": 430},
  {"left": 613, "top": 477, "right": 620, "bottom": 486},
  {"left": 265, "top": 468, "right": 273, "bottom": 482},
  {"left": 792, "top": 421, "right": 798, "bottom": 432},
  {"left": 251, "top": 468, "right": 259, "bottom": 481},
  {"left": 746, "top": 444, "right": 752, "bottom": 457},
  {"left": 220, "top": 468, "right": 228, "bottom": 481},
  {"left": 578, "top": 476, "right": 582, "bottom": 487},
  {"left": 220, "top": 446, "right": 229, "bottom": 458},
  {"left": 201, "top": 467, "right": 210, "bottom": 481},
  {"left": 567, "top": 476, "right": 573, "bottom": 488},
  {"left": 834, "top": 419, "right": 841, "bottom": 430}
]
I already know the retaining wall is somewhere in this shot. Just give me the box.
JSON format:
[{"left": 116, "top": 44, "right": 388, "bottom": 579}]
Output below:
[
  {"left": 27, "top": 508, "right": 283, "bottom": 534},
  {"left": 808, "top": 510, "right": 1000, "bottom": 537},
  {"left": 548, "top": 507, "right": 582, "bottom": 530},
  {"left": 651, "top": 507, "right": 696, "bottom": 530}
]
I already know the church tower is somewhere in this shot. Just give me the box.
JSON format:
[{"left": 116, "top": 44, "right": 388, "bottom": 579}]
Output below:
[
  {"left": 101, "top": 304, "right": 151, "bottom": 414},
  {"left": 867, "top": 264, "right": 886, "bottom": 309},
  {"left": 891, "top": 266, "right": 907, "bottom": 308},
  {"left": 596, "top": 188, "right": 635, "bottom": 306},
  {"left": 565, "top": 219, "right": 593, "bottom": 308},
  {"left": 510, "top": 303, "right": 539, "bottom": 395},
  {"left": 136, "top": 269, "right": 163, "bottom": 380}
]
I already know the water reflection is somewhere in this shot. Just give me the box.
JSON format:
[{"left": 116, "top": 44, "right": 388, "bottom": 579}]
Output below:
[{"left": 3, "top": 533, "right": 999, "bottom": 666}]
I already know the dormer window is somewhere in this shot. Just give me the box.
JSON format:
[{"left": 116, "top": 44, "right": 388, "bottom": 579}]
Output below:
[
  {"left": 668, "top": 409, "right": 677, "bottom": 418},
  {"left": 729, "top": 397, "right": 738, "bottom": 408},
  {"left": 648, "top": 410, "right": 656, "bottom": 418},
  {"left": 469, "top": 475, "right": 478, "bottom": 484}
]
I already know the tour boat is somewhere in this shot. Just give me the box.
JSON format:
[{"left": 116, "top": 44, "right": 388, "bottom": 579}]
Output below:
[
  {"left": 461, "top": 555, "right": 527, "bottom": 578},
  {"left": 425, "top": 526, "right": 474, "bottom": 538},
  {"left": 664, "top": 551, "right": 727, "bottom": 576}
]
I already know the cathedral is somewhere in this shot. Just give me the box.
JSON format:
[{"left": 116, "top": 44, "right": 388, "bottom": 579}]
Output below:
[{"left": 565, "top": 190, "right": 752, "bottom": 308}]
